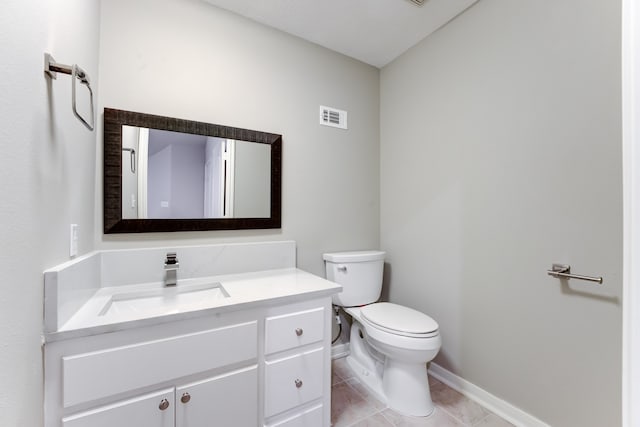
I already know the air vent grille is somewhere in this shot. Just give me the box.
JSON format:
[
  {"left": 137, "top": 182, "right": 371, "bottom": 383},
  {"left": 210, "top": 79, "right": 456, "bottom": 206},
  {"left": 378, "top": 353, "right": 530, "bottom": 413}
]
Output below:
[
  {"left": 325, "top": 110, "right": 340, "bottom": 125},
  {"left": 409, "top": 0, "right": 425, "bottom": 5},
  {"left": 320, "top": 105, "right": 347, "bottom": 130}
]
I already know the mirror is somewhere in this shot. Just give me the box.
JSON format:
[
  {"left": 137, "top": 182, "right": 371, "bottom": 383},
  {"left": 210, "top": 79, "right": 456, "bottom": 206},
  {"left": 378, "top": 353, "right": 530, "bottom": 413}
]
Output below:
[{"left": 104, "top": 108, "right": 282, "bottom": 233}]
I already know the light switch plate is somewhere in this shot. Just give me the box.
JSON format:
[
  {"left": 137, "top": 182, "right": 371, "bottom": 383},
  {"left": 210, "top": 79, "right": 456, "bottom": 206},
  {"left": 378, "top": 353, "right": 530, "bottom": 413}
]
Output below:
[{"left": 69, "top": 224, "right": 78, "bottom": 257}]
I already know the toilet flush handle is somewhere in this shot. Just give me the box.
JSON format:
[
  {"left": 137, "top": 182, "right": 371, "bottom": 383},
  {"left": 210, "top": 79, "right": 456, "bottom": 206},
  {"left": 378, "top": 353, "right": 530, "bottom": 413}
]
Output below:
[{"left": 337, "top": 265, "right": 347, "bottom": 273}]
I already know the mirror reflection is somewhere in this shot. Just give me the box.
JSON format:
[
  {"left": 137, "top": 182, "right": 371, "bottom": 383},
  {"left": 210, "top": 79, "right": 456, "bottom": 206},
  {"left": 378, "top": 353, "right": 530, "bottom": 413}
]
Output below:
[
  {"left": 121, "top": 126, "right": 271, "bottom": 220},
  {"left": 103, "top": 108, "right": 281, "bottom": 234}
]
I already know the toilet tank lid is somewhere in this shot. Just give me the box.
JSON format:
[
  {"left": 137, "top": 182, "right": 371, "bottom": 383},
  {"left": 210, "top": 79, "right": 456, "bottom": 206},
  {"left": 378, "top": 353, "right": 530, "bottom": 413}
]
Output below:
[{"left": 323, "top": 250, "right": 386, "bottom": 263}]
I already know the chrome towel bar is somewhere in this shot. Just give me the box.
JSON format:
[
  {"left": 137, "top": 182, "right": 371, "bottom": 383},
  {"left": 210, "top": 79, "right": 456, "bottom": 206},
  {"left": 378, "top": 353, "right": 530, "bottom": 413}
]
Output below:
[
  {"left": 547, "top": 264, "right": 603, "bottom": 284},
  {"left": 122, "top": 148, "right": 136, "bottom": 173},
  {"left": 44, "top": 53, "right": 95, "bottom": 131}
]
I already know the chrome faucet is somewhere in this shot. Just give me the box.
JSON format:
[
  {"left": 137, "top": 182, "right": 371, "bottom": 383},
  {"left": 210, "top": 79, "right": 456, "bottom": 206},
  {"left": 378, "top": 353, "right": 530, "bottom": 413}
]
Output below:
[{"left": 164, "top": 252, "right": 179, "bottom": 286}]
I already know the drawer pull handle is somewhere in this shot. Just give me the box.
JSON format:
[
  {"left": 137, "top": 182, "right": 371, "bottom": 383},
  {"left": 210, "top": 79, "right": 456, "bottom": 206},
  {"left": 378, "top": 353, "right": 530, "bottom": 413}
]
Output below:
[
  {"left": 181, "top": 392, "right": 191, "bottom": 404},
  {"left": 295, "top": 328, "right": 304, "bottom": 336},
  {"left": 159, "top": 399, "right": 170, "bottom": 411},
  {"left": 295, "top": 379, "right": 303, "bottom": 388}
]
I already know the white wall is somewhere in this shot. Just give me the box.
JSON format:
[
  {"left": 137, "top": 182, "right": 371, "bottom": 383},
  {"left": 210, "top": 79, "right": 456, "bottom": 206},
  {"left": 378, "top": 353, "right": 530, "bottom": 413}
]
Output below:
[
  {"left": 0, "top": 0, "right": 100, "bottom": 425},
  {"left": 380, "top": 1, "right": 622, "bottom": 426},
  {"left": 97, "top": 0, "right": 381, "bottom": 276}
]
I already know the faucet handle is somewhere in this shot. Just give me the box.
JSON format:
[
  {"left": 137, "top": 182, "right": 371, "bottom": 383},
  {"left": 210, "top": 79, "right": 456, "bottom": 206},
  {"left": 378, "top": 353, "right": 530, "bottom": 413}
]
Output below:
[{"left": 165, "top": 252, "right": 178, "bottom": 265}]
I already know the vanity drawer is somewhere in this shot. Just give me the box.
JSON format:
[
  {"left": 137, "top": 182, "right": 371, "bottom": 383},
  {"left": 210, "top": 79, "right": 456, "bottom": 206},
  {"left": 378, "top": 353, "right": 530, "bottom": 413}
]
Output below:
[
  {"left": 265, "top": 307, "right": 324, "bottom": 354},
  {"left": 264, "top": 347, "right": 324, "bottom": 417},
  {"left": 266, "top": 404, "right": 323, "bottom": 427},
  {"left": 63, "top": 321, "right": 257, "bottom": 407}
]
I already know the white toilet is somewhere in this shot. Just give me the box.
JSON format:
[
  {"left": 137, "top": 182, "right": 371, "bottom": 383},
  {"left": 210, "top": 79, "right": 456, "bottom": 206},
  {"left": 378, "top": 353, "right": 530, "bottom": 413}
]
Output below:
[{"left": 324, "top": 250, "right": 441, "bottom": 417}]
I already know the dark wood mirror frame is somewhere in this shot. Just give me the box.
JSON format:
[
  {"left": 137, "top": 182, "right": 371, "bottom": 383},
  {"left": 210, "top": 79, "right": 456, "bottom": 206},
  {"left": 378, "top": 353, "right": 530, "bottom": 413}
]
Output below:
[{"left": 104, "top": 108, "right": 282, "bottom": 233}]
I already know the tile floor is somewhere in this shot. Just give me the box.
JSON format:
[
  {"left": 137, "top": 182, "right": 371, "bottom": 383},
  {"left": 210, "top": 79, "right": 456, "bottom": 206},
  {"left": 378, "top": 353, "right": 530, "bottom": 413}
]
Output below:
[{"left": 331, "top": 357, "right": 514, "bottom": 427}]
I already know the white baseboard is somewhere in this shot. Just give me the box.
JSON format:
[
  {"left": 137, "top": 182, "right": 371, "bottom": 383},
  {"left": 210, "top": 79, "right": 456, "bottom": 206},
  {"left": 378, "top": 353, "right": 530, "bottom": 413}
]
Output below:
[
  {"left": 331, "top": 342, "right": 350, "bottom": 359},
  {"left": 428, "top": 363, "right": 551, "bottom": 427}
]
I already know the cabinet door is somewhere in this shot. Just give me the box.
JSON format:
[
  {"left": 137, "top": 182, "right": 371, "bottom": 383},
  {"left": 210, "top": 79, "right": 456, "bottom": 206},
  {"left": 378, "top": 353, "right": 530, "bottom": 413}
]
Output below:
[
  {"left": 62, "top": 388, "right": 174, "bottom": 427},
  {"left": 176, "top": 365, "right": 258, "bottom": 427}
]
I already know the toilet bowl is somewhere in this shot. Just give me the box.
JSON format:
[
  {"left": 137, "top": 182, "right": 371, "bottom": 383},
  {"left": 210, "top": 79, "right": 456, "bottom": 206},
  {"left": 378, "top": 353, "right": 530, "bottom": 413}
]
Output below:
[
  {"left": 346, "top": 304, "right": 441, "bottom": 416},
  {"left": 323, "top": 251, "right": 442, "bottom": 417}
]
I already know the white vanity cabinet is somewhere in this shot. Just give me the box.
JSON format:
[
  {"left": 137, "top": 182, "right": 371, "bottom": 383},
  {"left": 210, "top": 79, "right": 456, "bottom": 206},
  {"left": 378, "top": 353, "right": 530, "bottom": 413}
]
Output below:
[
  {"left": 45, "top": 297, "right": 334, "bottom": 427},
  {"left": 45, "top": 311, "right": 260, "bottom": 427}
]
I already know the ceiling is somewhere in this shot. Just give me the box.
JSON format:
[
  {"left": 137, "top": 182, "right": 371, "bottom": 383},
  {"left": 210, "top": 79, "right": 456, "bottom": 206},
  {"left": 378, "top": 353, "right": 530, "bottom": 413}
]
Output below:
[{"left": 202, "top": 0, "right": 478, "bottom": 68}]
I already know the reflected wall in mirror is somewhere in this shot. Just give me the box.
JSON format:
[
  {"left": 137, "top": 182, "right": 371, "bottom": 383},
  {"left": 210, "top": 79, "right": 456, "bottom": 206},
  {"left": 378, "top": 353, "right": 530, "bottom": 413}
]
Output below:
[
  {"left": 120, "top": 126, "right": 271, "bottom": 220},
  {"left": 104, "top": 108, "right": 282, "bottom": 233}
]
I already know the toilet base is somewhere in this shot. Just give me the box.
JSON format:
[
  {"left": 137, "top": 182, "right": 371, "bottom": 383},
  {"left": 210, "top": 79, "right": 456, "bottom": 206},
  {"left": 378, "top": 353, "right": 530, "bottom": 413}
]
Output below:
[
  {"left": 382, "top": 358, "right": 434, "bottom": 416},
  {"left": 347, "top": 320, "right": 435, "bottom": 417}
]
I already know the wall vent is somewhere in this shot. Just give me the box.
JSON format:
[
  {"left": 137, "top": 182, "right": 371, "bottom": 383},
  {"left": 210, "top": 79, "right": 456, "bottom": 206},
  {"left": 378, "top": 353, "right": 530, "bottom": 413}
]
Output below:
[{"left": 320, "top": 105, "right": 347, "bottom": 130}]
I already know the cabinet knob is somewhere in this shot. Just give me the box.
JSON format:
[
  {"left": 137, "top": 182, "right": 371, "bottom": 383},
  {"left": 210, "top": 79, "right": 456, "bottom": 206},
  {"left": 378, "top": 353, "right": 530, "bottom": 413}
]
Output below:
[
  {"left": 295, "top": 328, "right": 303, "bottom": 336},
  {"left": 181, "top": 392, "right": 191, "bottom": 404},
  {"left": 295, "top": 379, "right": 303, "bottom": 388},
  {"left": 159, "top": 399, "right": 170, "bottom": 411}
]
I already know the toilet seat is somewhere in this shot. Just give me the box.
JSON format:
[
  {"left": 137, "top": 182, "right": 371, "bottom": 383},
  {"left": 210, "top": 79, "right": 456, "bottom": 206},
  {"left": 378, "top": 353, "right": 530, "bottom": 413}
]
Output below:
[{"left": 361, "top": 303, "right": 439, "bottom": 338}]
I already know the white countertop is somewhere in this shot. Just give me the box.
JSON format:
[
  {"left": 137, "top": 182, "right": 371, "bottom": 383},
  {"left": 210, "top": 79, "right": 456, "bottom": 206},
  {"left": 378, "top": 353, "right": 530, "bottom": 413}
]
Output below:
[{"left": 44, "top": 268, "right": 341, "bottom": 343}]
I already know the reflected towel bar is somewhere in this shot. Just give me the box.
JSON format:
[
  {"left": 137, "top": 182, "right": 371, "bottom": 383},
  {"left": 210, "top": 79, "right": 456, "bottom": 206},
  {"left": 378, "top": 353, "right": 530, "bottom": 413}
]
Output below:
[
  {"left": 122, "top": 148, "right": 136, "bottom": 173},
  {"left": 547, "top": 264, "right": 603, "bottom": 284},
  {"left": 44, "top": 53, "right": 95, "bottom": 131}
]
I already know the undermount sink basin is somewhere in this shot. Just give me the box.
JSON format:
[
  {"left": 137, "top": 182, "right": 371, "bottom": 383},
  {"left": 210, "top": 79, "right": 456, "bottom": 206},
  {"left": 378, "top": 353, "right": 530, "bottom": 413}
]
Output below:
[{"left": 98, "top": 282, "right": 230, "bottom": 318}]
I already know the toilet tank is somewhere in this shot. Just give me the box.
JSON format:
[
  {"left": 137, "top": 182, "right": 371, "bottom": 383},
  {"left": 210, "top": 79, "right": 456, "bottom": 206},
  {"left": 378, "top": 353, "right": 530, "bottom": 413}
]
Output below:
[{"left": 323, "top": 250, "right": 385, "bottom": 307}]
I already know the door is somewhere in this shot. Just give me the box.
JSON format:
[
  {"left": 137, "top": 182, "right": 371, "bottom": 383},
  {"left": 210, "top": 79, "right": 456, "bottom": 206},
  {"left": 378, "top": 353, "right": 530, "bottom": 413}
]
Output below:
[
  {"left": 379, "top": 4, "right": 623, "bottom": 424},
  {"left": 175, "top": 365, "right": 257, "bottom": 427}
]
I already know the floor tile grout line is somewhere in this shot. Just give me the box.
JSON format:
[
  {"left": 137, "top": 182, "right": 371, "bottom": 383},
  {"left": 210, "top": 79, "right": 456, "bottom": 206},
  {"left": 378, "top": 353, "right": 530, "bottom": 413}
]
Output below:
[
  {"left": 470, "top": 411, "right": 493, "bottom": 426},
  {"left": 342, "top": 377, "right": 378, "bottom": 403},
  {"left": 332, "top": 375, "right": 354, "bottom": 388},
  {"left": 379, "top": 409, "right": 399, "bottom": 426},
  {"left": 332, "top": 378, "right": 345, "bottom": 386},
  {"left": 434, "top": 403, "right": 475, "bottom": 426},
  {"left": 343, "top": 407, "right": 389, "bottom": 427},
  {"left": 331, "top": 379, "right": 383, "bottom": 427}
]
